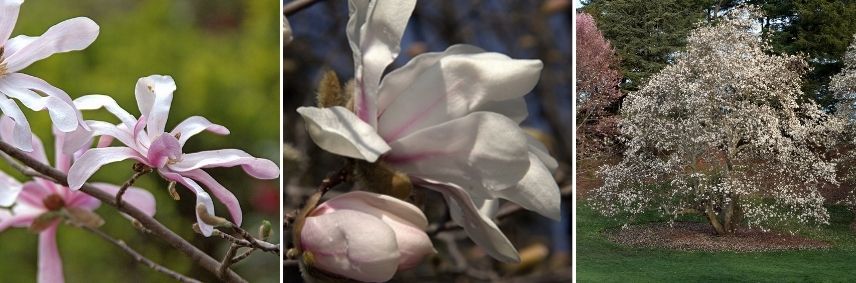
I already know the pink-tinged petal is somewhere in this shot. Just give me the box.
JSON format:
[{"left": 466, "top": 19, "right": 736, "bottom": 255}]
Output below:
[
  {"left": 64, "top": 191, "right": 100, "bottom": 211},
  {"left": 52, "top": 129, "right": 72, "bottom": 173},
  {"left": 346, "top": 0, "right": 416, "bottom": 126},
  {"left": 147, "top": 134, "right": 181, "bottom": 168},
  {"left": 386, "top": 112, "right": 530, "bottom": 194},
  {"left": 168, "top": 149, "right": 279, "bottom": 179},
  {"left": 73, "top": 95, "right": 137, "bottom": 128},
  {"left": 417, "top": 178, "right": 519, "bottom": 262},
  {"left": 60, "top": 126, "right": 92, "bottom": 155},
  {"left": 67, "top": 147, "right": 146, "bottom": 190},
  {"left": 91, "top": 183, "right": 155, "bottom": 217},
  {"left": 0, "top": 73, "right": 87, "bottom": 135},
  {"left": 527, "top": 135, "right": 558, "bottom": 172},
  {"left": 38, "top": 224, "right": 64, "bottom": 283},
  {"left": 0, "top": 170, "right": 21, "bottom": 206},
  {"left": 377, "top": 45, "right": 542, "bottom": 140},
  {"left": 0, "top": 79, "right": 77, "bottom": 132},
  {"left": 296, "top": 106, "right": 390, "bottom": 162},
  {"left": 0, "top": 0, "right": 22, "bottom": 47},
  {"left": 0, "top": 97, "right": 33, "bottom": 151},
  {"left": 159, "top": 170, "right": 216, "bottom": 236},
  {"left": 301, "top": 209, "right": 400, "bottom": 282},
  {"left": 4, "top": 17, "right": 99, "bottom": 72},
  {"left": 181, "top": 169, "right": 242, "bottom": 225},
  {"left": 0, "top": 210, "right": 37, "bottom": 231},
  {"left": 170, "top": 116, "right": 229, "bottom": 146},
  {"left": 81, "top": 121, "right": 136, "bottom": 151},
  {"left": 0, "top": 115, "right": 47, "bottom": 163},
  {"left": 16, "top": 181, "right": 51, "bottom": 208},
  {"left": 134, "top": 75, "right": 175, "bottom": 139}
]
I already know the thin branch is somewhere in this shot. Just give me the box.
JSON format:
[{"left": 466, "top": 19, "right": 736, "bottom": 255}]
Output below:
[
  {"left": 0, "top": 151, "right": 49, "bottom": 179},
  {"left": 83, "top": 226, "right": 203, "bottom": 283},
  {"left": 284, "top": 0, "right": 325, "bottom": 16},
  {"left": 116, "top": 163, "right": 152, "bottom": 209},
  {"left": 0, "top": 140, "right": 247, "bottom": 283},
  {"left": 196, "top": 226, "right": 280, "bottom": 254},
  {"left": 231, "top": 248, "right": 255, "bottom": 263},
  {"left": 219, "top": 244, "right": 240, "bottom": 278}
]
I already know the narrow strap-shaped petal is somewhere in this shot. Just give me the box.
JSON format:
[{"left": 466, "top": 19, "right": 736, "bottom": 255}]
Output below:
[
  {"left": 83, "top": 121, "right": 137, "bottom": 151},
  {"left": 0, "top": 78, "right": 77, "bottom": 132},
  {"left": 181, "top": 169, "right": 242, "bottom": 226},
  {"left": 417, "top": 178, "right": 520, "bottom": 263},
  {"left": 134, "top": 75, "right": 175, "bottom": 140},
  {"left": 3, "top": 34, "right": 34, "bottom": 55},
  {"left": 67, "top": 147, "right": 146, "bottom": 190},
  {"left": 169, "top": 149, "right": 279, "bottom": 179},
  {"left": 73, "top": 95, "right": 137, "bottom": 128},
  {"left": 0, "top": 97, "right": 33, "bottom": 151},
  {"left": 296, "top": 106, "right": 390, "bottom": 162},
  {"left": 159, "top": 170, "right": 216, "bottom": 236},
  {"left": 38, "top": 223, "right": 64, "bottom": 283},
  {"left": 0, "top": 0, "right": 23, "bottom": 47},
  {"left": 386, "top": 112, "right": 530, "bottom": 194},
  {"left": 91, "top": 183, "right": 155, "bottom": 217},
  {"left": 377, "top": 45, "right": 542, "bottom": 140},
  {"left": 0, "top": 73, "right": 87, "bottom": 135},
  {"left": 0, "top": 115, "right": 47, "bottom": 163},
  {"left": 0, "top": 169, "right": 21, "bottom": 207},
  {"left": 170, "top": 116, "right": 229, "bottom": 146},
  {"left": 347, "top": 0, "right": 416, "bottom": 126},
  {"left": 4, "top": 17, "right": 99, "bottom": 72},
  {"left": 527, "top": 135, "right": 558, "bottom": 172},
  {"left": 493, "top": 153, "right": 561, "bottom": 220},
  {"left": 0, "top": 209, "right": 37, "bottom": 231}
]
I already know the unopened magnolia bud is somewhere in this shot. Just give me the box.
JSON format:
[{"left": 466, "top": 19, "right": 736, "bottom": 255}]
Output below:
[
  {"left": 344, "top": 79, "right": 356, "bottom": 112},
  {"left": 168, "top": 181, "right": 180, "bottom": 200},
  {"left": 317, "top": 70, "right": 346, "bottom": 108},
  {"left": 65, "top": 207, "right": 105, "bottom": 228},
  {"left": 195, "top": 203, "right": 230, "bottom": 226},
  {"left": 259, "top": 220, "right": 272, "bottom": 240},
  {"left": 355, "top": 162, "right": 412, "bottom": 200}
]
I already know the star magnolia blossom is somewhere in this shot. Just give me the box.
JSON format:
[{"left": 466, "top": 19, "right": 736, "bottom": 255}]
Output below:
[
  {"left": 0, "top": 116, "right": 155, "bottom": 283},
  {"left": 301, "top": 191, "right": 435, "bottom": 282},
  {"left": 66, "top": 75, "right": 280, "bottom": 236},
  {"left": 296, "top": 0, "right": 560, "bottom": 262},
  {"left": 0, "top": 0, "right": 97, "bottom": 152}
]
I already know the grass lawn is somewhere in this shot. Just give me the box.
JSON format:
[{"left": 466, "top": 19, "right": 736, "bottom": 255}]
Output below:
[{"left": 577, "top": 202, "right": 856, "bottom": 282}]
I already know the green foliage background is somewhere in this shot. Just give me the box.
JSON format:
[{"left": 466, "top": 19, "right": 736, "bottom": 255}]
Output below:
[{"left": 0, "top": 0, "right": 280, "bottom": 282}]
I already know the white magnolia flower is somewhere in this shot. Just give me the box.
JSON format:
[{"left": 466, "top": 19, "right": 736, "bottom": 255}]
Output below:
[
  {"left": 297, "top": 0, "right": 560, "bottom": 262},
  {"left": 0, "top": 0, "right": 97, "bottom": 152}
]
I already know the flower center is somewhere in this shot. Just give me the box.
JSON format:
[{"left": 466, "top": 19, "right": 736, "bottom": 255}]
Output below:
[{"left": 43, "top": 194, "right": 65, "bottom": 211}]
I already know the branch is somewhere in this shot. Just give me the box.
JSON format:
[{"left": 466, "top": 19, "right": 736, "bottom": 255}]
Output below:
[
  {"left": 284, "top": 0, "right": 325, "bottom": 16},
  {"left": 116, "top": 163, "right": 151, "bottom": 209},
  {"left": 0, "top": 140, "right": 247, "bottom": 283},
  {"left": 83, "top": 226, "right": 203, "bottom": 283}
]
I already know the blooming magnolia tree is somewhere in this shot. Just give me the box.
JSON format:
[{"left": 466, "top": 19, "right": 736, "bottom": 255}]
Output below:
[
  {"left": 0, "top": 1, "right": 280, "bottom": 282},
  {"left": 830, "top": 35, "right": 856, "bottom": 211},
  {"left": 589, "top": 8, "right": 843, "bottom": 235},
  {"left": 286, "top": 0, "right": 563, "bottom": 281}
]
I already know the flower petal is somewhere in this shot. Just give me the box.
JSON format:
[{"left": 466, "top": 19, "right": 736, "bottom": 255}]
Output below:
[
  {"left": 386, "top": 112, "right": 530, "bottom": 194},
  {"left": 494, "top": 153, "right": 561, "bottom": 220},
  {"left": 38, "top": 224, "right": 64, "bottom": 283},
  {"left": 0, "top": 115, "right": 47, "bottom": 163},
  {"left": 168, "top": 149, "right": 279, "bottom": 179},
  {"left": 296, "top": 106, "right": 390, "bottom": 162},
  {"left": 417, "top": 179, "right": 519, "bottom": 262},
  {"left": 527, "top": 135, "right": 558, "bottom": 172},
  {"left": 159, "top": 170, "right": 216, "bottom": 236},
  {"left": 74, "top": 95, "right": 137, "bottom": 128},
  {"left": 376, "top": 44, "right": 542, "bottom": 140},
  {"left": 91, "top": 183, "right": 155, "bottom": 217},
  {"left": 67, "top": 147, "right": 146, "bottom": 190},
  {"left": 170, "top": 116, "right": 229, "bottom": 146},
  {"left": 0, "top": 209, "right": 37, "bottom": 231},
  {"left": 301, "top": 209, "right": 400, "bottom": 282},
  {"left": 0, "top": 0, "right": 22, "bottom": 47},
  {"left": 147, "top": 134, "right": 182, "bottom": 168},
  {"left": 0, "top": 79, "right": 77, "bottom": 132},
  {"left": 0, "top": 170, "right": 21, "bottom": 207},
  {"left": 84, "top": 121, "right": 136, "bottom": 150},
  {"left": 134, "top": 75, "right": 175, "bottom": 140},
  {"left": 347, "top": 0, "right": 416, "bottom": 126},
  {"left": 0, "top": 97, "right": 33, "bottom": 151},
  {"left": 1, "top": 73, "right": 85, "bottom": 133},
  {"left": 181, "top": 169, "right": 242, "bottom": 225},
  {"left": 4, "top": 17, "right": 99, "bottom": 72}
]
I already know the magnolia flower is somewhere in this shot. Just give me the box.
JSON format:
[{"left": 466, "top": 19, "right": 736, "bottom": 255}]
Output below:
[
  {"left": 301, "top": 191, "right": 435, "bottom": 282},
  {"left": 66, "top": 75, "right": 280, "bottom": 236},
  {"left": 296, "top": 0, "right": 560, "bottom": 262},
  {"left": 0, "top": 116, "right": 155, "bottom": 283},
  {"left": 0, "top": 0, "right": 98, "bottom": 152}
]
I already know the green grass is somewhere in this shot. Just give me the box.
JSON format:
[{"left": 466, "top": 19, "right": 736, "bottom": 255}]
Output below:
[{"left": 577, "top": 202, "right": 856, "bottom": 282}]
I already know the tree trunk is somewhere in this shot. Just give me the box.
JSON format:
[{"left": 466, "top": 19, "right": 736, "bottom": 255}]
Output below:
[
  {"left": 723, "top": 194, "right": 738, "bottom": 233},
  {"left": 704, "top": 202, "right": 726, "bottom": 235}
]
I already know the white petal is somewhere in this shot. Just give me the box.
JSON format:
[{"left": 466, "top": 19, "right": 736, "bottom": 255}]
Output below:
[
  {"left": 159, "top": 170, "right": 216, "bottom": 237},
  {"left": 377, "top": 44, "right": 542, "bottom": 140},
  {"left": 168, "top": 149, "right": 279, "bottom": 180},
  {"left": 182, "top": 169, "right": 243, "bottom": 226},
  {"left": 0, "top": 115, "right": 47, "bottom": 163},
  {"left": 386, "top": 112, "right": 530, "bottom": 194},
  {"left": 494, "top": 153, "right": 561, "bottom": 220},
  {"left": 4, "top": 17, "right": 99, "bottom": 72},
  {"left": 0, "top": 97, "right": 32, "bottom": 151},
  {"left": 67, "top": 147, "right": 146, "bottom": 190},
  {"left": 1, "top": 73, "right": 83, "bottom": 133},
  {"left": 170, "top": 116, "right": 229, "bottom": 146},
  {"left": 74, "top": 95, "right": 137, "bottom": 128},
  {"left": 0, "top": 0, "right": 22, "bottom": 47},
  {"left": 296, "top": 106, "right": 390, "bottom": 162},
  {"left": 527, "top": 135, "right": 558, "bottom": 172},
  {"left": 134, "top": 75, "right": 175, "bottom": 139},
  {"left": 0, "top": 170, "right": 22, "bottom": 206},
  {"left": 84, "top": 121, "right": 137, "bottom": 150},
  {"left": 347, "top": 0, "right": 416, "bottom": 126},
  {"left": 3, "top": 34, "right": 35, "bottom": 55},
  {"left": 417, "top": 179, "right": 519, "bottom": 262}
]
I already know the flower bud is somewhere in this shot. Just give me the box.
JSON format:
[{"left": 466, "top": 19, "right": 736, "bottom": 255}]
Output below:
[{"left": 300, "top": 191, "right": 435, "bottom": 282}]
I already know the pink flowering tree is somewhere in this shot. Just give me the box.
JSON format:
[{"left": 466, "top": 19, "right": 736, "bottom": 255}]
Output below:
[
  {"left": 589, "top": 7, "right": 844, "bottom": 235},
  {"left": 0, "top": 1, "right": 281, "bottom": 282}
]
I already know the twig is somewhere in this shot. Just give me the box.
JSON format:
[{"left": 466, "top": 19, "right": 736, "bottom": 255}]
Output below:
[
  {"left": 0, "top": 140, "right": 247, "bottom": 283},
  {"left": 0, "top": 151, "right": 49, "bottom": 179},
  {"left": 219, "top": 244, "right": 240, "bottom": 278},
  {"left": 231, "top": 248, "right": 255, "bottom": 263},
  {"left": 283, "top": 0, "right": 325, "bottom": 16},
  {"left": 116, "top": 163, "right": 151, "bottom": 209},
  {"left": 196, "top": 225, "right": 280, "bottom": 254},
  {"left": 82, "top": 226, "right": 203, "bottom": 283}
]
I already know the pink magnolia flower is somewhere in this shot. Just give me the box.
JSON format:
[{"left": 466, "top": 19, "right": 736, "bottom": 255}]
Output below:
[
  {"left": 0, "top": 116, "right": 156, "bottom": 283},
  {"left": 66, "top": 75, "right": 280, "bottom": 236},
  {"left": 301, "top": 191, "right": 435, "bottom": 282},
  {"left": 0, "top": 0, "right": 98, "bottom": 152},
  {"left": 296, "top": 0, "right": 560, "bottom": 262}
]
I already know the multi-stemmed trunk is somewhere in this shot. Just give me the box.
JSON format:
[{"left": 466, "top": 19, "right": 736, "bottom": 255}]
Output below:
[{"left": 703, "top": 194, "right": 741, "bottom": 235}]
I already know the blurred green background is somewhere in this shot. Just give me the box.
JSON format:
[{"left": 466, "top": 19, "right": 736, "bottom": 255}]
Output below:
[{"left": 0, "top": 0, "right": 280, "bottom": 282}]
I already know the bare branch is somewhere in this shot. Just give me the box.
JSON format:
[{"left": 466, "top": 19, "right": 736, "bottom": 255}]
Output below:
[{"left": 116, "top": 163, "right": 152, "bottom": 209}]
